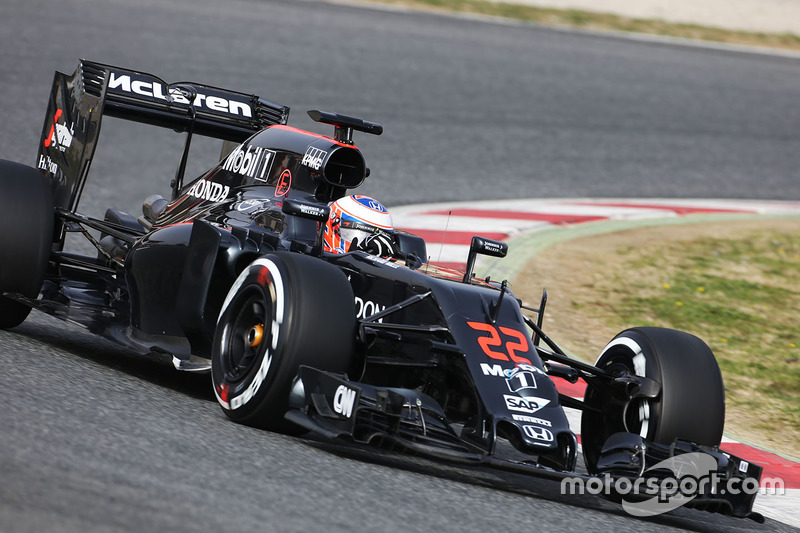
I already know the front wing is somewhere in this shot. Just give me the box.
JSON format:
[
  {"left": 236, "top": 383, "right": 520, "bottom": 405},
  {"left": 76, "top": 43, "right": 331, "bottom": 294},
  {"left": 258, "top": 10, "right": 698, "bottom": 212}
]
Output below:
[{"left": 286, "top": 366, "right": 764, "bottom": 522}]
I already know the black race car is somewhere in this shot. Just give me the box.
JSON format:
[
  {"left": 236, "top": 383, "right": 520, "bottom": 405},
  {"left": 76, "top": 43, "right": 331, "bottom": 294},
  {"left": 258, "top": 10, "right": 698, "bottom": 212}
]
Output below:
[{"left": 0, "top": 60, "right": 762, "bottom": 521}]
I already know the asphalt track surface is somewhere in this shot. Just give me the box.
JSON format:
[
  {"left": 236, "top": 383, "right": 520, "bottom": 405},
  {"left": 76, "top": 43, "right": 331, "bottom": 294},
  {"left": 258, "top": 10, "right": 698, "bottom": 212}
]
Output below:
[{"left": 1, "top": 0, "right": 799, "bottom": 531}]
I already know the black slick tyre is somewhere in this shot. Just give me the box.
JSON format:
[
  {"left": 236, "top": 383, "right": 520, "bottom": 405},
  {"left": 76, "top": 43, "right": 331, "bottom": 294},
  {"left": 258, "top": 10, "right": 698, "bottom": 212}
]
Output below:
[
  {"left": 0, "top": 160, "right": 54, "bottom": 329},
  {"left": 211, "top": 252, "right": 356, "bottom": 431},
  {"left": 581, "top": 327, "right": 725, "bottom": 474}
]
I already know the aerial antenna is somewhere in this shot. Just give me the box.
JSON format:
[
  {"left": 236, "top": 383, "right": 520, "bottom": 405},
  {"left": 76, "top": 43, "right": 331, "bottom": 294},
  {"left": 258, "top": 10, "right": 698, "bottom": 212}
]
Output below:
[{"left": 435, "top": 210, "right": 452, "bottom": 266}]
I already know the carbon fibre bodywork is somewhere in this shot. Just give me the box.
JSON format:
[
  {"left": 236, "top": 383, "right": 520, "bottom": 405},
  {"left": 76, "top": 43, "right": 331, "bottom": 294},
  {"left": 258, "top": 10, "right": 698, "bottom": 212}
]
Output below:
[{"left": 2, "top": 61, "right": 764, "bottom": 523}]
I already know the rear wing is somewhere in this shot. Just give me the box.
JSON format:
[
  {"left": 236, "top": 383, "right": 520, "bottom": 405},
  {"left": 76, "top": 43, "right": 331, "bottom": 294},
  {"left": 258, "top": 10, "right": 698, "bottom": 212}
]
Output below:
[{"left": 37, "top": 59, "right": 290, "bottom": 212}]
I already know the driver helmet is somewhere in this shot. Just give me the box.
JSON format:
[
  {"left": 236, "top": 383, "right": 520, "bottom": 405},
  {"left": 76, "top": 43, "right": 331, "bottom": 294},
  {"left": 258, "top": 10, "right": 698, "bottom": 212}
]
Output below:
[{"left": 324, "top": 195, "right": 394, "bottom": 254}]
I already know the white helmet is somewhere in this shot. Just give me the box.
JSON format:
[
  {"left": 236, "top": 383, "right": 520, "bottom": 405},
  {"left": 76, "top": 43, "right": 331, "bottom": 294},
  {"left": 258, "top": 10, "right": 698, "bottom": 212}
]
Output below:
[{"left": 323, "top": 195, "right": 395, "bottom": 255}]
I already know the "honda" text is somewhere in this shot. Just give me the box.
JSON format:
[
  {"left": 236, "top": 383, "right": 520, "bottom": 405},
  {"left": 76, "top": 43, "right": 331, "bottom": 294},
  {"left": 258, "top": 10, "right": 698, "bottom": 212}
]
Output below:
[{"left": 187, "top": 179, "right": 230, "bottom": 202}]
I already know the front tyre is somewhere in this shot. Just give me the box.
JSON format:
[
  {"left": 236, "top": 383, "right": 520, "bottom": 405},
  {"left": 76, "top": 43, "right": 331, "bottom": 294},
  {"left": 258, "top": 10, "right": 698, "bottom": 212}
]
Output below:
[
  {"left": 581, "top": 327, "right": 725, "bottom": 474},
  {"left": 211, "top": 252, "right": 356, "bottom": 431}
]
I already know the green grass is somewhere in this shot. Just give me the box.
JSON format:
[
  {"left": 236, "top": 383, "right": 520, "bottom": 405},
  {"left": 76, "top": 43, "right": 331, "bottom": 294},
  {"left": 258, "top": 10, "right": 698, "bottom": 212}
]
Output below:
[
  {"left": 602, "top": 229, "right": 800, "bottom": 440},
  {"left": 367, "top": 0, "right": 800, "bottom": 51}
]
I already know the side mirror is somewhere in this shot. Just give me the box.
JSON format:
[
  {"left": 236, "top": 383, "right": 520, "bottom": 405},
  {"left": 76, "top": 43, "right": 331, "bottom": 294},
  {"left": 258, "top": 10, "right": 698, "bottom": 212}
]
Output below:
[
  {"left": 463, "top": 236, "right": 508, "bottom": 283},
  {"left": 142, "top": 194, "right": 168, "bottom": 226},
  {"left": 281, "top": 199, "right": 331, "bottom": 255},
  {"left": 281, "top": 199, "right": 330, "bottom": 223}
]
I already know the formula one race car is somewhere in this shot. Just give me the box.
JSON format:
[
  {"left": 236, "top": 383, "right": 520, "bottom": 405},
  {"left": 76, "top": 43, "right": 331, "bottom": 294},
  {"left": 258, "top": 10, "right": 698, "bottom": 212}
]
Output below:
[{"left": 0, "top": 60, "right": 762, "bottom": 521}]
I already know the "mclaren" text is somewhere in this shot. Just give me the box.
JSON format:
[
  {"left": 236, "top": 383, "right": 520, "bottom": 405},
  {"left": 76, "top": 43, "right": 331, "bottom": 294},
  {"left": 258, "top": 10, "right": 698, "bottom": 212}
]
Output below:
[{"left": 109, "top": 72, "right": 252, "bottom": 117}]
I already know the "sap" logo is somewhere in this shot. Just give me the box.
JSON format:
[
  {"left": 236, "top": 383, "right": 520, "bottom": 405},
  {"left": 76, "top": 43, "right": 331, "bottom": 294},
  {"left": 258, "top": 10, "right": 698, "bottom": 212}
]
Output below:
[{"left": 503, "top": 394, "right": 550, "bottom": 414}]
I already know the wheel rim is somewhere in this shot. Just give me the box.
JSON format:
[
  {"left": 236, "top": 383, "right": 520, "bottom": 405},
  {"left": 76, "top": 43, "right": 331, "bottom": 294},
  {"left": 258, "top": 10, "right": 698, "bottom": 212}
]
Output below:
[
  {"left": 582, "top": 353, "right": 657, "bottom": 472},
  {"left": 591, "top": 357, "right": 656, "bottom": 438},
  {"left": 607, "top": 360, "right": 652, "bottom": 439},
  {"left": 219, "top": 286, "right": 271, "bottom": 384}
]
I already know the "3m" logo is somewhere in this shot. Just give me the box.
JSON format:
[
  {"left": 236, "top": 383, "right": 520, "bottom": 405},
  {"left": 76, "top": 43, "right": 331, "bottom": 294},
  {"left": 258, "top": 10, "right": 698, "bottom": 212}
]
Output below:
[{"left": 466, "top": 322, "right": 532, "bottom": 365}]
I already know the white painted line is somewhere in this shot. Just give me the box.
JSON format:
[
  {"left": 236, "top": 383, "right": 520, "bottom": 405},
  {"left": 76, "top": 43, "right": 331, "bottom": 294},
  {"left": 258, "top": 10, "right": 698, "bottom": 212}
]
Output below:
[
  {"left": 394, "top": 214, "right": 548, "bottom": 234},
  {"left": 753, "top": 489, "right": 800, "bottom": 527},
  {"left": 422, "top": 243, "right": 475, "bottom": 263}
]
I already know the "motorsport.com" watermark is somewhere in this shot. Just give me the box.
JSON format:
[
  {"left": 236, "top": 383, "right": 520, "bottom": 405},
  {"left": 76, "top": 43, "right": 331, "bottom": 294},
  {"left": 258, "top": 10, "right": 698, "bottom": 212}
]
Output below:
[{"left": 561, "top": 452, "right": 785, "bottom": 516}]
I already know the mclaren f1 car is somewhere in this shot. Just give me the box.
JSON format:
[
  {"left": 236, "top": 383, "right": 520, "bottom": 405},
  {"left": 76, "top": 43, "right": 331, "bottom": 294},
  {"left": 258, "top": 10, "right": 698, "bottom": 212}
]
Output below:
[{"left": 0, "top": 60, "right": 763, "bottom": 521}]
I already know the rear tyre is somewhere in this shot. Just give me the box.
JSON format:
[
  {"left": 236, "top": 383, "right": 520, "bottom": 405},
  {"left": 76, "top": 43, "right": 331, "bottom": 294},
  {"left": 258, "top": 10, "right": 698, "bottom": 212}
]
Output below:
[
  {"left": 0, "top": 160, "right": 54, "bottom": 328},
  {"left": 211, "top": 252, "right": 356, "bottom": 431},
  {"left": 581, "top": 327, "right": 725, "bottom": 474}
]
